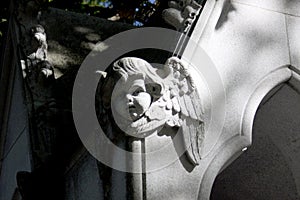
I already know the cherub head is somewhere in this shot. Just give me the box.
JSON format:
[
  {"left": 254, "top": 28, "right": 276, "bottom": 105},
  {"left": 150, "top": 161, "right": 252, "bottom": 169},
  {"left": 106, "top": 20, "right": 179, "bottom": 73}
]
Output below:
[
  {"left": 111, "top": 57, "right": 167, "bottom": 137},
  {"left": 107, "top": 56, "right": 204, "bottom": 164}
]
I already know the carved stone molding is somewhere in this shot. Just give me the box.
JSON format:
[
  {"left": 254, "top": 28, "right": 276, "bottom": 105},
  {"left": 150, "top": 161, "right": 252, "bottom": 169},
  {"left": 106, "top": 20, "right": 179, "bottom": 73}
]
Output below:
[{"left": 198, "top": 66, "right": 292, "bottom": 199}]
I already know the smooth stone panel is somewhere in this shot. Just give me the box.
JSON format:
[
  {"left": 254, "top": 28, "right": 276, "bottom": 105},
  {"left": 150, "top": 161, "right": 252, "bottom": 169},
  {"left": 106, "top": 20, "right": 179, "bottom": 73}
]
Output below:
[{"left": 197, "top": 1, "right": 289, "bottom": 146}]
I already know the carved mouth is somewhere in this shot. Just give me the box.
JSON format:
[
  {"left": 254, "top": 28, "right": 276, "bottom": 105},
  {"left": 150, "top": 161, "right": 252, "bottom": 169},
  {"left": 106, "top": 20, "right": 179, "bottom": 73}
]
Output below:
[{"left": 128, "top": 105, "right": 141, "bottom": 121}]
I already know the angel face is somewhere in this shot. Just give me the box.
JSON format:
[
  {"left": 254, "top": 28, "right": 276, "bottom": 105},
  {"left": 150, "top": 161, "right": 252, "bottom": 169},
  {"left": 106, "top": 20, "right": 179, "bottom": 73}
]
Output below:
[
  {"left": 112, "top": 75, "right": 152, "bottom": 122},
  {"left": 111, "top": 75, "right": 170, "bottom": 138},
  {"left": 109, "top": 56, "right": 201, "bottom": 138},
  {"left": 109, "top": 57, "right": 170, "bottom": 137}
]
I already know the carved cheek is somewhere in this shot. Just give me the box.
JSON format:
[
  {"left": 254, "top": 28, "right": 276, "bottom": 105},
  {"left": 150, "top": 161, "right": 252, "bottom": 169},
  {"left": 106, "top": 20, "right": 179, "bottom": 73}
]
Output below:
[{"left": 112, "top": 94, "right": 131, "bottom": 120}]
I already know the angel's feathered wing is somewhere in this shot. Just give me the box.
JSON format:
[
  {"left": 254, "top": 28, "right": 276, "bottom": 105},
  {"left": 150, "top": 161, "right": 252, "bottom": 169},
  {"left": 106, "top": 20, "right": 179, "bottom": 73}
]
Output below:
[{"left": 166, "top": 57, "right": 204, "bottom": 165}]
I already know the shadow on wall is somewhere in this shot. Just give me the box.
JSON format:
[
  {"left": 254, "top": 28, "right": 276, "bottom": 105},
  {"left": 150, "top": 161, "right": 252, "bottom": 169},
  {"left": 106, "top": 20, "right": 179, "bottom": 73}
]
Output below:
[
  {"left": 39, "top": 7, "right": 133, "bottom": 76},
  {"left": 215, "top": 0, "right": 237, "bottom": 30},
  {"left": 210, "top": 83, "right": 300, "bottom": 200}
]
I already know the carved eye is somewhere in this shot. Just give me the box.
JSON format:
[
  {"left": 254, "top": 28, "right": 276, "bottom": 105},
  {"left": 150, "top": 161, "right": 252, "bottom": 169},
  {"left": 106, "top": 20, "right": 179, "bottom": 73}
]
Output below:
[{"left": 132, "top": 88, "right": 144, "bottom": 96}]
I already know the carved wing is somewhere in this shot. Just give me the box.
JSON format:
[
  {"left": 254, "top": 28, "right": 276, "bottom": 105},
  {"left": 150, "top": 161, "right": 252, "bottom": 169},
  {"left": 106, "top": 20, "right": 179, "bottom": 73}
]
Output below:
[{"left": 165, "top": 57, "right": 204, "bottom": 165}]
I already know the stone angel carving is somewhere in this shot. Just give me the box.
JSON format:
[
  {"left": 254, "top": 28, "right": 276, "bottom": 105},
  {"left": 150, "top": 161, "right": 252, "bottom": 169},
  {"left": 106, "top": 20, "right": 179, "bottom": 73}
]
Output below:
[{"left": 110, "top": 57, "right": 204, "bottom": 165}]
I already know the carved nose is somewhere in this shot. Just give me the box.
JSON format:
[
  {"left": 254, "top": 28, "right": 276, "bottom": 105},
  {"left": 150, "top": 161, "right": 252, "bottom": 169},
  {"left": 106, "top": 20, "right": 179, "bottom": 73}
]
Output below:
[{"left": 126, "top": 94, "right": 133, "bottom": 103}]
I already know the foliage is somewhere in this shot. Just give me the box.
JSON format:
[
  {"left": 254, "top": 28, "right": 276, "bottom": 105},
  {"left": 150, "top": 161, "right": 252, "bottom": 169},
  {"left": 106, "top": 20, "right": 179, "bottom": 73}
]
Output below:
[{"left": 48, "top": 0, "right": 168, "bottom": 26}]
